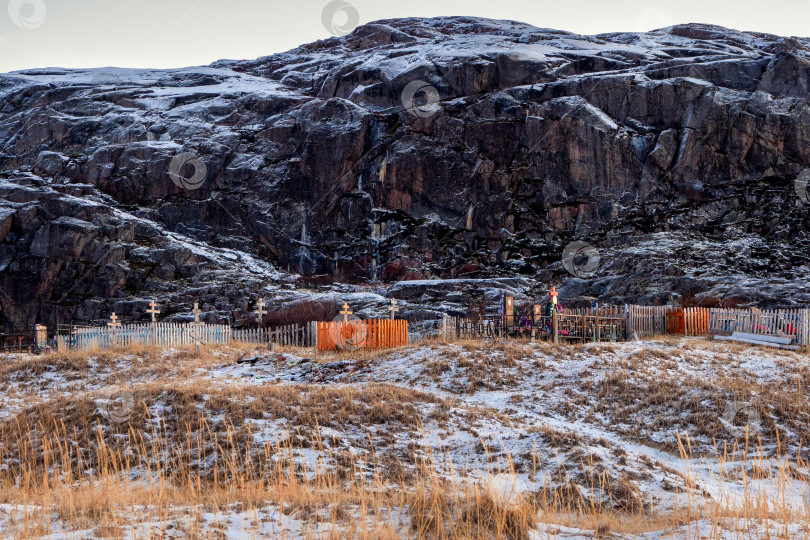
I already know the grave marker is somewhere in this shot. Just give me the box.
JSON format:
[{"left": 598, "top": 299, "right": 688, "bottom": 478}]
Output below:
[
  {"left": 532, "top": 304, "right": 543, "bottom": 325},
  {"left": 190, "top": 302, "right": 204, "bottom": 355},
  {"left": 35, "top": 324, "right": 47, "bottom": 349},
  {"left": 340, "top": 302, "right": 352, "bottom": 323},
  {"left": 146, "top": 300, "right": 160, "bottom": 322},
  {"left": 388, "top": 299, "right": 399, "bottom": 320},
  {"left": 503, "top": 296, "right": 514, "bottom": 329},
  {"left": 254, "top": 297, "right": 267, "bottom": 320},
  {"left": 107, "top": 312, "right": 121, "bottom": 346}
]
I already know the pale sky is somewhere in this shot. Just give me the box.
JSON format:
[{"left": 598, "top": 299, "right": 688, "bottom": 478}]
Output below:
[{"left": 1, "top": 0, "right": 807, "bottom": 73}]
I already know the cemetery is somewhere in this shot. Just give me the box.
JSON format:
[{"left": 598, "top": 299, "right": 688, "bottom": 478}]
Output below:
[
  {"left": 1, "top": 300, "right": 807, "bottom": 538},
  {"left": 7, "top": 285, "right": 807, "bottom": 357},
  {"left": 3, "top": 284, "right": 809, "bottom": 538}
]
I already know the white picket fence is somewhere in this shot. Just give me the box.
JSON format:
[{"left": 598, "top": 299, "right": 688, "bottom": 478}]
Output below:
[
  {"left": 56, "top": 323, "right": 232, "bottom": 351},
  {"left": 709, "top": 308, "right": 809, "bottom": 346},
  {"left": 56, "top": 321, "right": 320, "bottom": 351},
  {"left": 626, "top": 305, "right": 674, "bottom": 338},
  {"left": 232, "top": 322, "right": 317, "bottom": 347}
]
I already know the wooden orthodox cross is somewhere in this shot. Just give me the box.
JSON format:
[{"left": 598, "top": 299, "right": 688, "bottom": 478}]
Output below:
[
  {"left": 388, "top": 299, "right": 399, "bottom": 320},
  {"left": 340, "top": 302, "right": 352, "bottom": 323},
  {"left": 254, "top": 297, "right": 267, "bottom": 320},
  {"left": 146, "top": 300, "right": 160, "bottom": 322}
]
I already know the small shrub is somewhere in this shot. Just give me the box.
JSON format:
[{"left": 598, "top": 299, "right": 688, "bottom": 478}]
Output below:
[
  {"left": 238, "top": 299, "right": 340, "bottom": 329},
  {"left": 681, "top": 295, "right": 739, "bottom": 308}
]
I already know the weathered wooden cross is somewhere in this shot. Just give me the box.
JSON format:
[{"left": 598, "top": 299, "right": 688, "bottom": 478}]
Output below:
[
  {"left": 108, "top": 312, "right": 121, "bottom": 327},
  {"left": 388, "top": 299, "right": 399, "bottom": 320},
  {"left": 146, "top": 300, "right": 160, "bottom": 322},
  {"left": 254, "top": 297, "right": 267, "bottom": 319},
  {"left": 190, "top": 303, "right": 204, "bottom": 355},
  {"left": 340, "top": 302, "right": 352, "bottom": 323},
  {"left": 550, "top": 286, "right": 558, "bottom": 306}
]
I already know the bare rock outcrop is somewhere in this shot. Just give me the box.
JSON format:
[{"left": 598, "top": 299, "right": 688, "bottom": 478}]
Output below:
[{"left": 1, "top": 18, "right": 810, "bottom": 329}]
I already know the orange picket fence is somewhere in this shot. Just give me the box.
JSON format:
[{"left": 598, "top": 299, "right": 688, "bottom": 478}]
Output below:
[
  {"left": 684, "top": 307, "right": 710, "bottom": 335},
  {"left": 667, "top": 307, "right": 684, "bottom": 334},
  {"left": 317, "top": 319, "right": 408, "bottom": 351},
  {"left": 666, "top": 307, "right": 710, "bottom": 335}
]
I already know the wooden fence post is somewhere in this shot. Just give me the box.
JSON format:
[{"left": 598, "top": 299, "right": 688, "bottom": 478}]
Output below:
[
  {"left": 553, "top": 312, "right": 559, "bottom": 344},
  {"left": 624, "top": 304, "right": 631, "bottom": 340},
  {"left": 580, "top": 314, "right": 587, "bottom": 343}
]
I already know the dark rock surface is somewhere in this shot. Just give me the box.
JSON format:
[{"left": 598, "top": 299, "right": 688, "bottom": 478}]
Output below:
[{"left": 1, "top": 17, "right": 810, "bottom": 330}]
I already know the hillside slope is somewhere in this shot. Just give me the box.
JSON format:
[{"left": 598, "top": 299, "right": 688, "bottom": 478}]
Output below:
[{"left": 1, "top": 18, "right": 810, "bottom": 328}]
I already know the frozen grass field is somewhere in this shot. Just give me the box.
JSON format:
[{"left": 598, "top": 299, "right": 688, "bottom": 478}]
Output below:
[{"left": 0, "top": 337, "right": 808, "bottom": 538}]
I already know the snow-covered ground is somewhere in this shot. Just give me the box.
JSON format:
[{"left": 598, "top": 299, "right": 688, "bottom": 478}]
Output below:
[{"left": 0, "top": 337, "right": 808, "bottom": 538}]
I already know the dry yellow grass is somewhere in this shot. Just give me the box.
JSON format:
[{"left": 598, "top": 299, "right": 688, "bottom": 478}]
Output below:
[
  {"left": 2, "top": 421, "right": 805, "bottom": 538},
  {"left": 0, "top": 339, "right": 808, "bottom": 538}
]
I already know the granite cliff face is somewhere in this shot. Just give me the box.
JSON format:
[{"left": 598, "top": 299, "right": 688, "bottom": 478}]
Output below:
[{"left": 1, "top": 18, "right": 810, "bottom": 330}]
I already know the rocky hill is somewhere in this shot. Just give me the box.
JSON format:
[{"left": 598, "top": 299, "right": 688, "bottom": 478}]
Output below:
[{"left": 1, "top": 17, "right": 810, "bottom": 330}]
